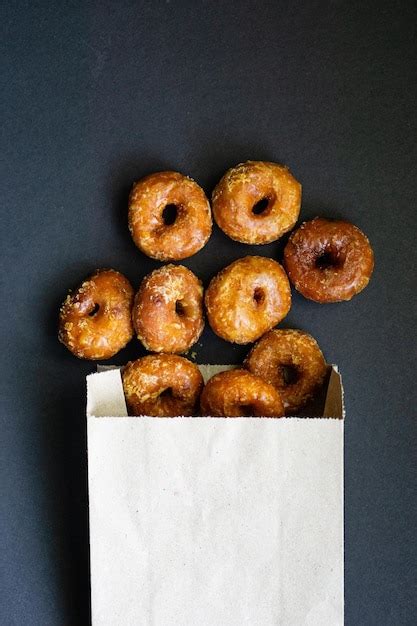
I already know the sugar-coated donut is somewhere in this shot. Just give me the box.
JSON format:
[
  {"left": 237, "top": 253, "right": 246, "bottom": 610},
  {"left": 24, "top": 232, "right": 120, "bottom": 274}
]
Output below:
[
  {"left": 212, "top": 161, "right": 301, "bottom": 244},
  {"left": 245, "top": 329, "right": 327, "bottom": 413},
  {"left": 205, "top": 256, "right": 291, "bottom": 344},
  {"left": 133, "top": 264, "right": 204, "bottom": 354},
  {"left": 200, "top": 369, "right": 284, "bottom": 417},
  {"left": 122, "top": 354, "right": 204, "bottom": 417},
  {"left": 284, "top": 217, "right": 374, "bottom": 303},
  {"left": 58, "top": 269, "right": 134, "bottom": 360},
  {"left": 128, "top": 171, "right": 212, "bottom": 261}
]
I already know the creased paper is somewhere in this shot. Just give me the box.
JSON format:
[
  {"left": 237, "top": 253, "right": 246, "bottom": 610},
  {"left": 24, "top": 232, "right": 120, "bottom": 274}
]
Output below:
[{"left": 87, "top": 367, "right": 344, "bottom": 626}]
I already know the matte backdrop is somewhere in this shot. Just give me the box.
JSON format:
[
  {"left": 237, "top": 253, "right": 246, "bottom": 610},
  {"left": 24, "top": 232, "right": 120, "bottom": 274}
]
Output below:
[{"left": 1, "top": 1, "right": 416, "bottom": 624}]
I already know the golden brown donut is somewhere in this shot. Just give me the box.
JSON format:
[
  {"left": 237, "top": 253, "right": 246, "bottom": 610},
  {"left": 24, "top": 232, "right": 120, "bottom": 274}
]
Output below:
[
  {"left": 205, "top": 256, "right": 291, "bottom": 344},
  {"left": 212, "top": 161, "right": 301, "bottom": 244},
  {"left": 200, "top": 369, "right": 284, "bottom": 417},
  {"left": 284, "top": 217, "right": 374, "bottom": 303},
  {"left": 245, "top": 329, "right": 327, "bottom": 413},
  {"left": 58, "top": 269, "right": 134, "bottom": 360},
  {"left": 122, "top": 354, "right": 204, "bottom": 417},
  {"left": 128, "top": 171, "right": 212, "bottom": 261},
  {"left": 133, "top": 264, "right": 204, "bottom": 354}
]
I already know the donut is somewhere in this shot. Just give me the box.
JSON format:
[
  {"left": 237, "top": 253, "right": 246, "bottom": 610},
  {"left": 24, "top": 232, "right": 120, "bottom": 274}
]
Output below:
[
  {"left": 284, "top": 217, "right": 374, "bottom": 303},
  {"left": 245, "top": 329, "right": 327, "bottom": 413},
  {"left": 122, "top": 354, "right": 204, "bottom": 417},
  {"left": 212, "top": 161, "right": 301, "bottom": 244},
  {"left": 58, "top": 269, "right": 134, "bottom": 360},
  {"left": 133, "top": 264, "right": 204, "bottom": 354},
  {"left": 200, "top": 369, "right": 284, "bottom": 417},
  {"left": 205, "top": 256, "right": 291, "bottom": 344},
  {"left": 128, "top": 171, "right": 212, "bottom": 261}
]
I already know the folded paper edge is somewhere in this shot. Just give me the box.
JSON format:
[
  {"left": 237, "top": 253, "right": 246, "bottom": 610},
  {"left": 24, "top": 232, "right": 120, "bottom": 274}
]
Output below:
[
  {"left": 323, "top": 366, "right": 345, "bottom": 419},
  {"left": 87, "top": 368, "right": 128, "bottom": 417}
]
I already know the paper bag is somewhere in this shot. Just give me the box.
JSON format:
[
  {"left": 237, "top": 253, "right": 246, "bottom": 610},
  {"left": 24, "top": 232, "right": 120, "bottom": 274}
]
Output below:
[{"left": 87, "top": 365, "right": 344, "bottom": 626}]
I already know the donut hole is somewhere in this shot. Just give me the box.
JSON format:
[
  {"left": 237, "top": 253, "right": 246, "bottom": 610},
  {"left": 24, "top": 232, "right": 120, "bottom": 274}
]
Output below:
[
  {"left": 160, "top": 387, "right": 173, "bottom": 398},
  {"left": 252, "top": 197, "right": 271, "bottom": 216},
  {"left": 88, "top": 303, "right": 100, "bottom": 317},
  {"left": 162, "top": 204, "right": 179, "bottom": 226},
  {"left": 316, "top": 246, "right": 346, "bottom": 270},
  {"left": 281, "top": 364, "right": 300, "bottom": 386},
  {"left": 253, "top": 287, "right": 265, "bottom": 306},
  {"left": 238, "top": 404, "right": 254, "bottom": 417},
  {"left": 175, "top": 300, "right": 186, "bottom": 316}
]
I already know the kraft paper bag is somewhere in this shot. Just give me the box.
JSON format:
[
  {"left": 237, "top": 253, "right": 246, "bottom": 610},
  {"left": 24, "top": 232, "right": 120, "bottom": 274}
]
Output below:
[{"left": 87, "top": 366, "right": 344, "bottom": 626}]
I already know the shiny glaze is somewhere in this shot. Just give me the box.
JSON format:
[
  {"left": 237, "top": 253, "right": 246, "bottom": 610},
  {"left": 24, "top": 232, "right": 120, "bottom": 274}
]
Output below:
[
  {"left": 212, "top": 161, "right": 301, "bottom": 244},
  {"left": 205, "top": 256, "right": 291, "bottom": 344},
  {"left": 133, "top": 264, "right": 204, "bottom": 353},
  {"left": 245, "top": 329, "right": 327, "bottom": 413},
  {"left": 58, "top": 269, "right": 134, "bottom": 359},
  {"left": 129, "top": 171, "right": 212, "bottom": 261},
  {"left": 284, "top": 217, "right": 374, "bottom": 302},
  {"left": 200, "top": 369, "right": 284, "bottom": 417},
  {"left": 122, "top": 354, "right": 203, "bottom": 417}
]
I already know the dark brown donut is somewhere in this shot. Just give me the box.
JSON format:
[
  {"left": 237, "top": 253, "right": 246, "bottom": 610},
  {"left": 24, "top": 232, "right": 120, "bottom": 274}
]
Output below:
[{"left": 284, "top": 217, "right": 374, "bottom": 302}]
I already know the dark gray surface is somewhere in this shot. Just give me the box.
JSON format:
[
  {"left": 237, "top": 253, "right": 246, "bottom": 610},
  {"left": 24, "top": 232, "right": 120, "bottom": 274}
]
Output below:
[{"left": 1, "top": 1, "right": 417, "bottom": 624}]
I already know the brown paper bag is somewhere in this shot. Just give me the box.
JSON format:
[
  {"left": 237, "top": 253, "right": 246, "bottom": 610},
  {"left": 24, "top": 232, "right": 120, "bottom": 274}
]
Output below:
[{"left": 87, "top": 366, "right": 344, "bottom": 626}]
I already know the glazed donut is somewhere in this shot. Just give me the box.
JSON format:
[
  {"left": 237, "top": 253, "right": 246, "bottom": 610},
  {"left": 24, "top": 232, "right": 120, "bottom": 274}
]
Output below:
[
  {"left": 245, "top": 329, "right": 327, "bottom": 413},
  {"left": 58, "top": 269, "right": 134, "bottom": 360},
  {"left": 200, "top": 369, "right": 284, "bottom": 417},
  {"left": 122, "top": 354, "right": 204, "bottom": 417},
  {"left": 205, "top": 256, "right": 291, "bottom": 344},
  {"left": 133, "top": 264, "right": 204, "bottom": 353},
  {"left": 212, "top": 161, "right": 301, "bottom": 244},
  {"left": 284, "top": 217, "right": 374, "bottom": 303},
  {"left": 128, "top": 171, "right": 212, "bottom": 261}
]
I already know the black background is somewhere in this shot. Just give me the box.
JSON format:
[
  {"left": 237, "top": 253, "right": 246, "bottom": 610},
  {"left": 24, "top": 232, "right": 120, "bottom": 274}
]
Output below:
[{"left": 2, "top": 1, "right": 417, "bottom": 624}]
